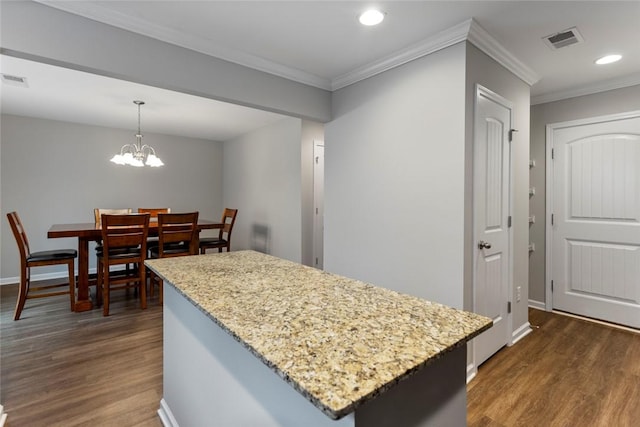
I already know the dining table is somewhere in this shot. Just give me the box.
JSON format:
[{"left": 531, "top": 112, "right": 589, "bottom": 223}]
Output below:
[{"left": 48, "top": 218, "right": 222, "bottom": 312}]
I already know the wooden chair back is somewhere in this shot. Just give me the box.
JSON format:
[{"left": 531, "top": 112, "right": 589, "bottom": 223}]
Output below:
[
  {"left": 218, "top": 208, "right": 238, "bottom": 241},
  {"left": 94, "top": 208, "right": 132, "bottom": 226},
  {"left": 137, "top": 207, "right": 171, "bottom": 219},
  {"left": 7, "top": 211, "right": 77, "bottom": 320},
  {"left": 7, "top": 211, "right": 31, "bottom": 260},
  {"left": 101, "top": 214, "right": 150, "bottom": 258},
  {"left": 157, "top": 212, "right": 199, "bottom": 257}
]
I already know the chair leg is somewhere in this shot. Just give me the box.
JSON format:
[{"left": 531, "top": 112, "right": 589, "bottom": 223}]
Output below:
[
  {"left": 103, "top": 263, "right": 110, "bottom": 317},
  {"left": 68, "top": 259, "right": 76, "bottom": 311},
  {"left": 96, "top": 259, "right": 103, "bottom": 307},
  {"left": 139, "top": 264, "right": 147, "bottom": 310},
  {"left": 13, "top": 266, "right": 29, "bottom": 321}
]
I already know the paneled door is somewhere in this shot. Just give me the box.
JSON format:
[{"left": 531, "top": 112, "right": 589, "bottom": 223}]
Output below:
[
  {"left": 473, "top": 85, "right": 513, "bottom": 367},
  {"left": 548, "top": 111, "right": 640, "bottom": 328}
]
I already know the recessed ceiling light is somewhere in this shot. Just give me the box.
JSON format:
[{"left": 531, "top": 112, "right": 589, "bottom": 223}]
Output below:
[
  {"left": 359, "top": 9, "right": 385, "bottom": 26},
  {"left": 595, "top": 54, "right": 622, "bottom": 65}
]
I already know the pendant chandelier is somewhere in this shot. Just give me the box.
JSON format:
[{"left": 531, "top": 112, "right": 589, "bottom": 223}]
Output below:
[{"left": 110, "top": 100, "right": 164, "bottom": 167}]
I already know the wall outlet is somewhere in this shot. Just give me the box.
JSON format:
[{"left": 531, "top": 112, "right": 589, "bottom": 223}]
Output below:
[{"left": 516, "top": 286, "right": 522, "bottom": 302}]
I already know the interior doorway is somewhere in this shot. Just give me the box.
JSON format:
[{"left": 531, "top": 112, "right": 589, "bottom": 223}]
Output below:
[
  {"left": 313, "top": 141, "right": 325, "bottom": 270},
  {"left": 546, "top": 111, "right": 640, "bottom": 328},
  {"left": 472, "top": 85, "right": 514, "bottom": 368}
]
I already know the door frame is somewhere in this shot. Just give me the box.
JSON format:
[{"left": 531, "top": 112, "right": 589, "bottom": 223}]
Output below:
[
  {"left": 471, "top": 84, "right": 515, "bottom": 371},
  {"left": 544, "top": 110, "right": 640, "bottom": 311},
  {"left": 313, "top": 140, "right": 325, "bottom": 270}
]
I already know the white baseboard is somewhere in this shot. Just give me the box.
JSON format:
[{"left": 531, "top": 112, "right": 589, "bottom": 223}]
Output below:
[
  {"left": 510, "top": 322, "right": 532, "bottom": 346},
  {"left": 158, "top": 398, "right": 178, "bottom": 427},
  {"left": 1, "top": 267, "right": 98, "bottom": 286},
  {"left": 466, "top": 362, "right": 477, "bottom": 383},
  {"left": 0, "top": 404, "right": 7, "bottom": 427},
  {"left": 528, "top": 299, "right": 546, "bottom": 311}
]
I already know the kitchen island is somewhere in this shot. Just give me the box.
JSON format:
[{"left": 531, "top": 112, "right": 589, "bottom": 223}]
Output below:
[{"left": 146, "top": 251, "right": 492, "bottom": 427}]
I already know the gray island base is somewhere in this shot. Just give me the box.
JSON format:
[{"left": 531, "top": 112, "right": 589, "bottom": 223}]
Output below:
[{"left": 146, "top": 251, "right": 492, "bottom": 427}]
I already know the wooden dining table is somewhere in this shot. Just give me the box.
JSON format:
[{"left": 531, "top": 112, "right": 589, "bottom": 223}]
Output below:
[{"left": 48, "top": 218, "right": 222, "bottom": 312}]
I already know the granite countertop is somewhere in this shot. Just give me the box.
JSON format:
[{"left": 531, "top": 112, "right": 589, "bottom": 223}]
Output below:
[{"left": 145, "top": 250, "right": 492, "bottom": 420}]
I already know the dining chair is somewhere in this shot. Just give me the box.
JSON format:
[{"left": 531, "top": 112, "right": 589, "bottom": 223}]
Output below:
[
  {"left": 148, "top": 212, "right": 199, "bottom": 304},
  {"left": 137, "top": 207, "right": 170, "bottom": 254},
  {"left": 6, "top": 211, "right": 77, "bottom": 320},
  {"left": 199, "top": 208, "right": 238, "bottom": 254},
  {"left": 93, "top": 208, "right": 134, "bottom": 288},
  {"left": 96, "top": 213, "right": 149, "bottom": 316}
]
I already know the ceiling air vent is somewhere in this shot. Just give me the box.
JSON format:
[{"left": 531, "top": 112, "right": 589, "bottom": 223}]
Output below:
[
  {"left": 543, "top": 26, "right": 584, "bottom": 50},
  {"left": 1, "top": 73, "right": 29, "bottom": 87}
]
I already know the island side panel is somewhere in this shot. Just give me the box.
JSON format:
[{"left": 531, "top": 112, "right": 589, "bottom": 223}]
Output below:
[
  {"left": 161, "top": 283, "right": 356, "bottom": 427},
  {"left": 354, "top": 345, "right": 467, "bottom": 427}
]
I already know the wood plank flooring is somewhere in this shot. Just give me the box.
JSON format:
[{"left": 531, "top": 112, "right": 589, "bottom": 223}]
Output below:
[
  {"left": 1, "top": 281, "right": 163, "bottom": 427},
  {"left": 468, "top": 308, "right": 640, "bottom": 427},
  {"left": 2, "top": 281, "right": 639, "bottom": 426}
]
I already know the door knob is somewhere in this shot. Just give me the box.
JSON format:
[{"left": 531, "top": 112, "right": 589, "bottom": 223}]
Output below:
[{"left": 478, "top": 240, "right": 492, "bottom": 249}]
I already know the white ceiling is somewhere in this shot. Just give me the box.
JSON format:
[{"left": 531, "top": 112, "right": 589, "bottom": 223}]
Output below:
[{"left": 2, "top": 1, "right": 639, "bottom": 140}]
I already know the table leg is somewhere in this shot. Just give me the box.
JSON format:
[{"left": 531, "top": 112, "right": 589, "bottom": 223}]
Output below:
[{"left": 74, "top": 237, "right": 93, "bottom": 311}]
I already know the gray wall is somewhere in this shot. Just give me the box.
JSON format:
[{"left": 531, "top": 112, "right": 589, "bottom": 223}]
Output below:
[
  {"left": 1, "top": 114, "right": 223, "bottom": 282},
  {"left": 0, "top": 1, "right": 331, "bottom": 123},
  {"left": 465, "top": 43, "right": 531, "bottom": 338},
  {"left": 529, "top": 84, "right": 640, "bottom": 304},
  {"left": 222, "top": 117, "right": 304, "bottom": 263},
  {"left": 325, "top": 42, "right": 467, "bottom": 309}
]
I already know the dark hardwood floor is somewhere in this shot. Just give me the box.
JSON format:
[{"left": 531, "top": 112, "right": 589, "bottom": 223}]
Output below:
[
  {"left": 1, "top": 281, "right": 163, "bottom": 427},
  {"left": 2, "top": 280, "right": 639, "bottom": 426}
]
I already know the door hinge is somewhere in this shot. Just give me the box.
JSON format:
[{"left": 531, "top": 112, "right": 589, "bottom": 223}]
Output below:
[
  {"left": 551, "top": 213, "right": 554, "bottom": 226},
  {"left": 315, "top": 257, "right": 319, "bottom": 266},
  {"left": 508, "top": 216, "right": 512, "bottom": 228},
  {"left": 551, "top": 148, "right": 554, "bottom": 159},
  {"left": 509, "top": 129, "right": 518, "bottom": 142},
  {"left": 551, "top": 280, "right": 554, "bottom": 292},
  {"left": 507, "top": 301, "right": 512, "bottom": 314},
  {"left": 315, "top": 207, "right": 318, "bottom": 214}
]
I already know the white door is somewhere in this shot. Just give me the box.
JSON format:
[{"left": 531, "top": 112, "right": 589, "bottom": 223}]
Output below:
[
  {"left": 548, "top": 112, "right": 640, "bottom": 328},
  {"left": 313, "top": 141, "right": 325, "bottom": 270},
  {"left": 473, "top": 85, "right": 513, "bottom": 367}
]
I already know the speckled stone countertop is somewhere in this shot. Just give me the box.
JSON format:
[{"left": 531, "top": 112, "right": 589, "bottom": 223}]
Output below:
[{"left": 146, "top": 250, "right": 492, "bottom": 420}]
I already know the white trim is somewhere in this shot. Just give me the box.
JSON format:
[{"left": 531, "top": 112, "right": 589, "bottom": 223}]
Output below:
[
  {"left": 331, "top": 19, "right": 471, "bottom": 90},
  {"left": 509, "top": 322, "right": 533, "bottom": 346},
  {"left": 532, "top": 73, "right": 640, "bottom": 105},
  {"left": 466, "top": 362, "right": 477, "bottom": 384},
  {"left": 158, "top": 398, "right": 179, "bottom": 427},
  {"left": 528, "top": 299, "right": 546, "bottom": 311},
  {"left": 34, "top": 0, "right": 332, "bottom": 90},
  {"left": 467, "top": 20, "right": 540, "bottom": 86},
  {"left": 0, "top": 404, "right": 7, "bottom": 427},
  {"left": 0, "top": 271, "right": 78, "bottom": 286},
  {"left": 34, "top": 3, "right": 538, "bottom": 93}
]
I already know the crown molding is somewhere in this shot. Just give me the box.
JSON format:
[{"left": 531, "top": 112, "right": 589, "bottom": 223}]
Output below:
[
  {"left": 466, "top": 19, "right": 540, "bottom": 86},
  {"left": 35, "top": 3, "right": 539, "bottom": 93},
  {"left": 531, "top": 72, "right": 640, "bottom": 105},
  {"left": 331, "top": 20, "right": 472, "bottom": 91},
  {"left": 34, "top": 1, "right": 333, "bottom": 90}
]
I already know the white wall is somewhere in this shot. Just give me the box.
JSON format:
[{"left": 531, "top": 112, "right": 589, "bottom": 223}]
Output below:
[
  {"left": 325, "top": 42, "right": 467, "bottom": 309},
  {"left": 529, "top": 84, "right": 640, "bottom": 304},
  {"left": 465, "top": 43, "right": 531, "bottom": 339},
  {"left": 222, "top": 117, "right": 303, "bottom": 263},
  {"left": 1, "top": 114, "right": 223, "bottom": 281}
]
